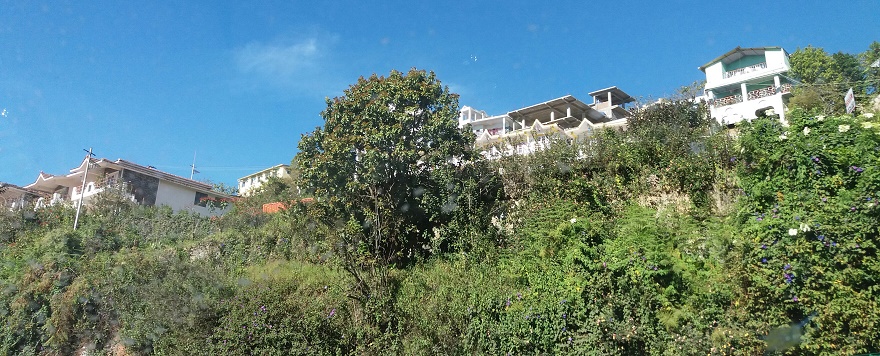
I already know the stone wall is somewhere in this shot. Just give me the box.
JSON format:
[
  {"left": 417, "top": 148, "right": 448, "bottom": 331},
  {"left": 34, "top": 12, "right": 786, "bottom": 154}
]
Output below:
[{"left": 122, "top": 170, "right": 159, "bottom": 206}]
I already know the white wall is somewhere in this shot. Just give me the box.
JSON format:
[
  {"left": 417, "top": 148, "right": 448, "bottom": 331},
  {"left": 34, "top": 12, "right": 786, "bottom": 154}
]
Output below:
[
  {"left": 705, "top": 62, "right": 725, "bottom": 85},
  {"left": 765, "top": 49, "right": 790, "bottom": 71},
  {"left": 710, "top": 95, "right": 786, "bottom": 125},
  {"left": 238, "top": 166, "right": 291, "bottom": 197},
  {"left": 155, "top": 181, "right": 226, "bottom": 216}
]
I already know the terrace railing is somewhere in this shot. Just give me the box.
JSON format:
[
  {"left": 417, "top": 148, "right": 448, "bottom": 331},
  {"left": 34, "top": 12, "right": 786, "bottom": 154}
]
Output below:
[{"left": 724, "top": 62, "right": 768, "bottom": 79}]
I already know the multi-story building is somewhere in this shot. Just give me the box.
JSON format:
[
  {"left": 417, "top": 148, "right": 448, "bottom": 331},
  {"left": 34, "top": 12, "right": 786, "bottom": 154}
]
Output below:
[
  {"left": 458, "top": 87, "right": 633, "bottom": 158},
  {"left": 237, "top": 164, "right": 291, "bottom": 197},
  {"left": 24, "top": 156, "right": 232, "bottom": 216},
  {"left": 700, "top": 46, "right": 794, "bottom": 124}
]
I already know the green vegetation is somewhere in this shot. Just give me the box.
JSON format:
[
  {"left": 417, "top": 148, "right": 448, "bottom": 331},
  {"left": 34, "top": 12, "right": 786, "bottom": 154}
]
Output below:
[
  {"left": 1, "top": 69, "right": 879, "bottom": 355},
  {"left": 788, "top": 42, "right": 880, "bottom": 113}
]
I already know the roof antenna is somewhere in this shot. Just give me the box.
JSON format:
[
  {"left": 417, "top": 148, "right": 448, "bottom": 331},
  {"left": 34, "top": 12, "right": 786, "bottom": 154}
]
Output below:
[{"left": 190, "top": 151, "right": 200, "bottom": 180}]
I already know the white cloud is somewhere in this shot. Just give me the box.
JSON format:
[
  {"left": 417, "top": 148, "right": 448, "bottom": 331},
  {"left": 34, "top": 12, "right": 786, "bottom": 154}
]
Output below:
[
  {"left": 232, "top": 34, "right": 345, "bottom": 96},
  {"left": 235, "top": 38, "right": 321, "bottom": 77}
]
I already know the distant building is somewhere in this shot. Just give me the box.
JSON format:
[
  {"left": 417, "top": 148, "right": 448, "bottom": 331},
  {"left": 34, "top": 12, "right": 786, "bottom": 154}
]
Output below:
[
  {"left": 700, "top": 46, "right": 794, "bottom": 124},
  {"left": 459, "top": 87, "right": 633, "bottom": 158},
  {"left": 24, "top": 157, "right": 232, "bottom": 216},
  {"left": 0, "top": 182, "right": 41, "bottom": 210},
  {"left": 238, "top": 164, "right": 291, "bottom": 197}
]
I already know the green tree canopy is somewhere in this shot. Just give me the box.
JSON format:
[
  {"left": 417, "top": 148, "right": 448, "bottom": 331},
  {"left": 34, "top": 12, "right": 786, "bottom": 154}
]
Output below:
[
  {"left": 789, "top": 45, "right": 873, "bottom": 113},
  {"left": 861, "top": 41, "right": 880, "bottom": 94},
  {"left": 295, "top": 69, "right": 475, "bottom": 265}
]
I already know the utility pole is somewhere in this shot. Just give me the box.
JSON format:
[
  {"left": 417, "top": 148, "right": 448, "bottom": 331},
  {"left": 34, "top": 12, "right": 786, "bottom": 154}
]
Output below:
[{"left": 73, "top": 148, "right": 95, "bottom": 230}]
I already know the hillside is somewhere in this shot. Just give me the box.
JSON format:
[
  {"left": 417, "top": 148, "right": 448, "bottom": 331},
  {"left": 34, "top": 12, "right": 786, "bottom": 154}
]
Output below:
[{"left": 1, "top": 105, "right": 879, "bottom": 355}]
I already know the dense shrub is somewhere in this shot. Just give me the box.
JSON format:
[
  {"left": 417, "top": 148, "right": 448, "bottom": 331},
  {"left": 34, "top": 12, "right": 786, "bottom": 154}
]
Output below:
[{"left": 730, "top": 110, "right": 880, "bottom": 354}]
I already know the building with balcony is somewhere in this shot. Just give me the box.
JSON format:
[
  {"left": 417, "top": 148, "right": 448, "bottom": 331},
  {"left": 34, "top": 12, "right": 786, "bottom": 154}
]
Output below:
[
  {"left": 23, "top": 156, "right": 232, "bottom": 216},
  {"left": 459, "top": 87, "right": 633, "bottom": 158},
  {"left": 237, "top": 164, "right": 291, "bottom": 197},
  {"left": 0, "top": 182, "right": 41, "bottom": 210},
  {"left": 700, "top": 46, "right": 794, "bottom": 124}
]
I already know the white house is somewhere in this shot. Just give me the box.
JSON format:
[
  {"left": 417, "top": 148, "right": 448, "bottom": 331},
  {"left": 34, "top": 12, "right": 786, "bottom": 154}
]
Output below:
[
  {"left": 237, "top": 164, "right": 291, "bottom": 197},
  {"left": 700, "top": 46, "right": 794, "bottom": 124},
  {"left": 24, "top": 156, "right": 232, "bottom": 216},
  {"left": 459, "top": 87, "right": 633, "bottom": 158}
]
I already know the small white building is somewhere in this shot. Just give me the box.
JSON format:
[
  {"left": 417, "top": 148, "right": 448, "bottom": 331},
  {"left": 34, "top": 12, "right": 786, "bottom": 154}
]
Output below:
[
  {"left": 24, "top": 157, "right": 232, "bottom": 216},
  {"left": 459, "top": 87, "right": 633, "bottom": 158},
  {"left": 237, "top": 164, "right": 291, "bottom": 197},
  {"left": 700, "top": 46, "right": 794, "bottom": 124}
]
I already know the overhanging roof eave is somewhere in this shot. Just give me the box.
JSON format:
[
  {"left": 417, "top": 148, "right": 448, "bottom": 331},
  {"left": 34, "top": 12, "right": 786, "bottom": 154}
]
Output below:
[{"left": 699, "top": 46, "right": 783, "bottom": 72}]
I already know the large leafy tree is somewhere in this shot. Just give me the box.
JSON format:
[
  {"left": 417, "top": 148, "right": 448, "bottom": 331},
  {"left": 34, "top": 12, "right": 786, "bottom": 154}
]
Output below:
[
  {"left": 789, "top": 45, "right": 872, "bottom": 113},
  {"left": 296, "top": 69, "right": 477, "bottom": 267}
]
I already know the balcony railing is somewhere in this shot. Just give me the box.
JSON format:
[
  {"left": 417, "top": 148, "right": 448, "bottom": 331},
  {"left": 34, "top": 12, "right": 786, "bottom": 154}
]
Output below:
[
  {"left": 724, "top": 62, "right": 768, "bottom": 79},
  {"left": 779, "top": 82, "right": 792, "bottom": 94},
  {"left": 712, "top": 94, "right": 743, "bottom": 108},
  {"left": 747, "top": 83, "right": 794, "bottom": 100},
  {"left": 71, "top": 178, "right": 131, "bottom": 201},
  {"left": 747, "top": 86, "right": 776, "bottom": 100},
  {"left": 711, "top": 83, "right": 793, "bottom": 108}
]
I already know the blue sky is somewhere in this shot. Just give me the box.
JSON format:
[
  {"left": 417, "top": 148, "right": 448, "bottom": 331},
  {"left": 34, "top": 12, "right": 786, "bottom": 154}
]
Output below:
[{"left": 1, "top": 1, "right": 878, "bottom": 188}]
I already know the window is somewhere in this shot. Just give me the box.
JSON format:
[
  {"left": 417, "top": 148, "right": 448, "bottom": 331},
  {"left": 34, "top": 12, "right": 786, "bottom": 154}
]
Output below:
[{"left": 194, "top": 192, "right": 208, "bottom": 207}]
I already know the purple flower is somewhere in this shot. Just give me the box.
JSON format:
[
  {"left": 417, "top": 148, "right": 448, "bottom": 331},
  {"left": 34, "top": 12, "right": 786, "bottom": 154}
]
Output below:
[
  {"left": 761, "top": 244, "right": 767, "bottom": 249},
  {"left": 817, "top": 235, "right": 825, "bottom": 241},
  {"left": 783, "top": 263, "right": 791, "bottom": 270},
  {"left": 761, "top": 258, "right": 768, "bottom": 264},
  {"left": 792, "top": 296, "right": 799, "bottom": 302},
  {"left": 506, "top": 298, "right": 512, "bottom": 307},
  {"left": 821, "top": 197, "right": 827, "bottom": 202},
  {"left": 831, "top": 241, "right": 837, "bottom": 247},
  {"left": 851, "top": 166, "right": 864, "bottom": 173},
  {"left": 812, "top": 156, "right": 820, "bottom": 163},
  {"left": 851, "top": 207, "right": 857, "bottom": 212},
  {"left": 756, "top": 217, "right": 763, "bottom": 222},
  {"left": 328, "top": 308, "right": 336, "bottom": 318}
]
